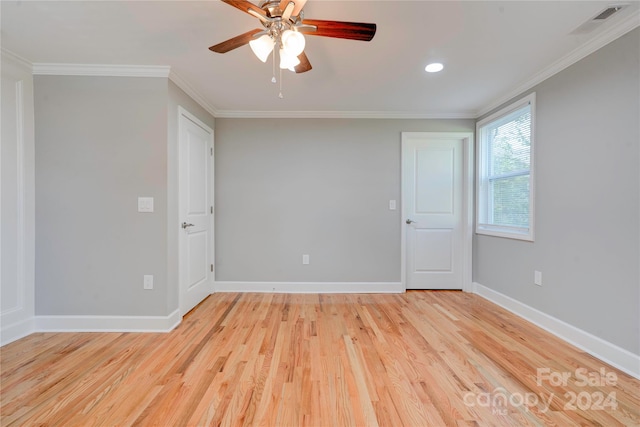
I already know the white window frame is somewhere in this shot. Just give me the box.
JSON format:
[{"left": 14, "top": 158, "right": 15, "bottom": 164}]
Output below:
[{"left": 476, "top": 92, "right": 535, "bottom": 241}]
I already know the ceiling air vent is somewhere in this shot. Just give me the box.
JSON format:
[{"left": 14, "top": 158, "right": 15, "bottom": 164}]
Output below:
[
  {"left": 593, "top": 6, "right": 624, "bottom": 20},
  {"left": 570, "top": 4, "right": 627, "bottom": 34}
]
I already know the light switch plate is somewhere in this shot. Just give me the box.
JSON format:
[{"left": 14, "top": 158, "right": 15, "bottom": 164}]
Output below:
[
  {"left": 138, "top": 197, "right": 154, "bottom": 213},
  {"left": 389, "top": 200, "right": 397, "bottom": 210}
]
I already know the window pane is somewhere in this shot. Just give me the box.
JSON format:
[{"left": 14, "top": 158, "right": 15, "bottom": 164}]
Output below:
[
  {"left": 488, "top": 108, "right": 531, "bottom": 176},
  {"left": 490, "top": 175, "right": 530, "bottom": 227}
]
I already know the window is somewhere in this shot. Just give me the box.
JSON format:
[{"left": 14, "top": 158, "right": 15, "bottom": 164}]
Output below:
[{"left": 476, "top": 93, "right": 535, "bottom": 241}]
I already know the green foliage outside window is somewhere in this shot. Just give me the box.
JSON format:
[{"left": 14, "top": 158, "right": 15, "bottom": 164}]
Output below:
[{"left": 487, "top": 111, "right": 531, "bottom": 228}]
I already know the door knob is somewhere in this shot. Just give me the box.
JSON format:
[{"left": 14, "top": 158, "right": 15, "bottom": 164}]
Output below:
[
  {"left": 406, "top": 219, "right": 415, "bottom": 224},
  {"left": 182, "top": 222, "right": 195, "bottom": 229}
]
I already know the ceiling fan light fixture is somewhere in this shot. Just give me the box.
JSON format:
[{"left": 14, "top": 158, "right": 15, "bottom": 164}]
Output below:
[
  {"left": 281, "top": 29, "right": 306, "bottom": 56},
  {"left": 279, "top": 48, "right": 300, "bottom": 69},
  {"left": 249, "top": 34, "right": 275, "bottom": 62},
  {"left": 210, "top": 0, "right": 377, "bottom": 97}
]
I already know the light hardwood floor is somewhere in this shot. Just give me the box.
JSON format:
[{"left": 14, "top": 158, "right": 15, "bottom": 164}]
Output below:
[{"left": 1, "top": 291, "right": 638, "bottom": 426}]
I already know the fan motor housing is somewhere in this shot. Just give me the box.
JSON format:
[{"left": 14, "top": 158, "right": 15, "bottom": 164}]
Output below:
[{"left": 260, "top": 1, "right": 285, "bottom": 18}]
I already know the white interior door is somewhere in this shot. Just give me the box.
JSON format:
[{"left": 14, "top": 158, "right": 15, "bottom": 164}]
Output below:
[
  {"left": 402, "top": 133, "right": 467, "bottom": 290},
  {"left": 179, "top": 108, "right": 213, "bottom": 315}
]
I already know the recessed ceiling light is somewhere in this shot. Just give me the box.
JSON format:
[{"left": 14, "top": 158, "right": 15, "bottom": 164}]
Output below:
[{"left": 425, "top": 62, "right": 444, "bottom": 73}]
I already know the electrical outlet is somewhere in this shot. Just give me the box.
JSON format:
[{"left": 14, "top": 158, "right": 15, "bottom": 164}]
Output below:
[
  {"left": 534, "top": 270, "right": 542, "bottom": 286},
  {"left": 302, "top": 254, "right": 310, "bottom": 265},
  {"left": 143, "top": 275, "right": 154, "bottom": 290}
]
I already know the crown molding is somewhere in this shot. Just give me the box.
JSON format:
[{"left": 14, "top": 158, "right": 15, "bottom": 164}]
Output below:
[
  {"left": 1, "top": 51, "right": 471, "bottom": 119},
  {"left": 168, "top": 70, "right": 218, "bottom": 118},
  {"left": 213, "top": 110, "right": 477, "bottom": 119},
  {"left": 31, "top": 63, "right": 170, "bottom": 78},
  {"left": 476, "top": 9, "right": 640, "bottom": 118},
  {"left": 1, "top": 48, "right": 33, "bottom": 71}
]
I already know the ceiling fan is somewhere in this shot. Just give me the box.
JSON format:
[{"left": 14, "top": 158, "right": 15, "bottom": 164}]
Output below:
[{"left": 209, "top": 0, "right": 377, "bottom": 74}]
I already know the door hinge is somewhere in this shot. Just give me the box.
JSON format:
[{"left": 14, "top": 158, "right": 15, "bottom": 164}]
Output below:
[
  {"left": 210, "top": 264, "right": 214, "bottom": 272},
  {"left": 210, "top": 206, "right": 213, "bottom": 214},
  {"left": 210, "top": 147, "right": 213, "bottom": 156}
]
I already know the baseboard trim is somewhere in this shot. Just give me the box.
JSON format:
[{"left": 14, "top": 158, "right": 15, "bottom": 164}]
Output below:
[
  {"left": 213, "top": 281, "right": 404, "bottom": 294},
  {"left": 473, "top": 282, "right": 640, "bottom": 379},
  {"left": 1, "top": 317, "right": 36, "bottom": 346},
  {"left": 34, "top": 309, "right": 182, "bottom": 333}
]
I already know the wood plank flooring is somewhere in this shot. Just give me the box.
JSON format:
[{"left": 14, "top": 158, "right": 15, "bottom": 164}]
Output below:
[{"left": 1, "top": 291, "right": 639, "bottom": 426}]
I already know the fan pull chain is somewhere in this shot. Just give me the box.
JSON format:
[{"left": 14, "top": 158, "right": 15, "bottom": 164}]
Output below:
[
  {"left": 278, "top": 68, "right": 284, "bottom": 99},
  {"left": 271, "top": 49, "right": 276, "bottom": 84}
]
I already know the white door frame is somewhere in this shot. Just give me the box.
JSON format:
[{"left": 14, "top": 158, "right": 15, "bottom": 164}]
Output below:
[
  {"left": 1, "top": 55, "right": 36, "bottom": 345},
  {"left": 400, "top": 132, "right": 474, "bottom": 292},
  {"left": 178, "top": 106, "right": 214, "bottom": 315}
]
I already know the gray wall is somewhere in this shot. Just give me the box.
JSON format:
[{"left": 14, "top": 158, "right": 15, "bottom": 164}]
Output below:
[
  {"left": 474, "top": 29, "right": 639, "bottom": 354},
  {"left": 215, "top": 118, "right": 474, "bottom": 283},
  {"left": 35, "top": 76, "right": 170, "bottom": 316}
]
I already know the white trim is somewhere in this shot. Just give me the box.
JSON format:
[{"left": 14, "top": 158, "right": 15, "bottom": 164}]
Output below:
[
  {"left": 178, "top": 106, "right": 214, "bottom": 134},
  {"left": 462, "top": 133, "right": 475, "bottom": 293},
  {"left": 476, "top": 92, "right": 536, "bottom": 130},
  {"left": 400, "top": 132, "right": 474, "bottom": 292},
  {"left": 0, "top": 58, "right": 36, "bottom": 347},
  {"left": 0, "top": 48, "right": 33, "bottom": 71},
  {"left": 473, "top": 282, "right": 640, "bottom": 380},
  {"left": 34, "top": 310, "right": 181, "bottom": 333},
  {"left": 32, "top": 63, "right": 170, "bottom": 78},
  {"left": 213, "top": 110, "right": 476, "bottom": 119},
  {"left": 1, "top": 81, "right": 29, "bottom": 318},
  {"left": 0, "top": 318, "right": 36, "bottom": 347},
  {"left": 476, "top": 10, "right": 640, "bottom": 117},
  {"left": 475, "top": 225, "right": 533, "bottom": 242},
  {"left": 27, "top": 62, "right": 220, "bottom": 120},
  {"left": 15, "top": 79, "right": 26, "bottom": 313},
  {"left": 169, "top": 70, "right": 218, "bottom": 118},
  {"left": 213, "top": 281, "right": 403, "bottom": 293},
  {"left": 0, "top": 77, "right": 24, "bottom": 317}
]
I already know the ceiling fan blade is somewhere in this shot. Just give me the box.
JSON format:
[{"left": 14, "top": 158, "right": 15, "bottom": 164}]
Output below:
[
  {"left": 294, "top": 52, "right": 312, "bottom": 73},
  {"left": 222, "top": 0, "right": 267, "bottom": 21},
  {"left": 299, "top": 19, "right": 376, "bottom": 41},
  {"left": 279, "top": 0, "right": 307, "bottom": 17},
  {"left": 209, "top": 28, "right": 263, "bottom": 53}
]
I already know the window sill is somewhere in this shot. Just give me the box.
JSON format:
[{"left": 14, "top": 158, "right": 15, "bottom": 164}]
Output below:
[{"left": 476, "top": 226, "right": 534, "bottom": 242}]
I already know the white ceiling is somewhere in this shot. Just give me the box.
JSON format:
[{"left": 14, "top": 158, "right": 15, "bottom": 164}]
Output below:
[{"left": 2, "top": 1, "right": 638, "bottom": 118}]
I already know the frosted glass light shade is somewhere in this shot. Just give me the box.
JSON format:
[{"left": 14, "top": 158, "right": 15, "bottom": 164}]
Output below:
[
  {"left": 281, "top": 30, "right": 305, "bottom": 56},
  {"left": 279, "top": 48, "right": 300, "bottom": 69},
  {"left": 249, "top": 35, "right": 275, "bottom": 62}
]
